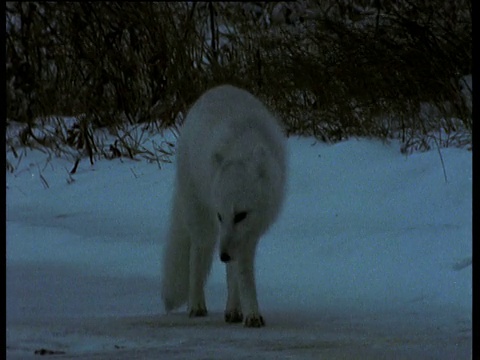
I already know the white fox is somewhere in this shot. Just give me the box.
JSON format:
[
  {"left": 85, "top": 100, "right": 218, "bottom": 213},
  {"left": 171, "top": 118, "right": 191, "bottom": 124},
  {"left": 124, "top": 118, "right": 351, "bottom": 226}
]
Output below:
[{"left": 161, "top": 85, "right": 287, "bottom": 327}]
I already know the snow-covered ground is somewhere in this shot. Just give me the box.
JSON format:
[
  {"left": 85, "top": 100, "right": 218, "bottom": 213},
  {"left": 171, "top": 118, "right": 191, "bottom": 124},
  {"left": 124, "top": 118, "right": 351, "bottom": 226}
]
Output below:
[{"left": 6, "top": 132, "right": 472, "bottom": 359}]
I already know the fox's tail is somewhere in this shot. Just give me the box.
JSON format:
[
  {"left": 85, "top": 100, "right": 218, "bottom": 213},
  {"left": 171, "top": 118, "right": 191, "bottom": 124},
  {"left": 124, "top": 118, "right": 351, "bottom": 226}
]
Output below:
[{"left": 161, "top": 194, "right": 190, "bottom": 312}]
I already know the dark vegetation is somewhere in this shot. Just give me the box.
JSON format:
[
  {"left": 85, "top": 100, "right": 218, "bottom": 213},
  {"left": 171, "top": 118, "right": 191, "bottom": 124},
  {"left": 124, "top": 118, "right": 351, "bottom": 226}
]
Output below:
[{"left": 5, "top": 1, "right": 472, "bottom": 170}]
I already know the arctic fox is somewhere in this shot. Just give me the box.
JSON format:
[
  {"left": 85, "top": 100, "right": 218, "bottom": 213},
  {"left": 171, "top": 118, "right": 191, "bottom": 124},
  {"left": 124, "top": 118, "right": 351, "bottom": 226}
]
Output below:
[{"left": 161, "top": 85, "right": 286, "bottom": 327}]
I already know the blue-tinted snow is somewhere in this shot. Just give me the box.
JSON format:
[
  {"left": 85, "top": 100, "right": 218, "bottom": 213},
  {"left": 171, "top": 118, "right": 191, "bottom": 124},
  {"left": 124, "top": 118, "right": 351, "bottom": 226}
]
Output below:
[{"left": 6, "top": 134, "right": 471, "bottom": 359}]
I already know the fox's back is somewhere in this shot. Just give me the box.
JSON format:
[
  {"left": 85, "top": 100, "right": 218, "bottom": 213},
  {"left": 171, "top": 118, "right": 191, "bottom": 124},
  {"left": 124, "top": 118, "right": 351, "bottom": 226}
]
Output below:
[{"left": 175, "top": 85, "right": 286, "bottom": 208}]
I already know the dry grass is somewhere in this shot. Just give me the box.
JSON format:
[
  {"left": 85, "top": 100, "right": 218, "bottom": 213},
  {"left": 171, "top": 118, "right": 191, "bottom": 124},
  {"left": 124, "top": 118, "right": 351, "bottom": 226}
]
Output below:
[{"left": 5, "top": 1, "right": 472, "bottom": 171}]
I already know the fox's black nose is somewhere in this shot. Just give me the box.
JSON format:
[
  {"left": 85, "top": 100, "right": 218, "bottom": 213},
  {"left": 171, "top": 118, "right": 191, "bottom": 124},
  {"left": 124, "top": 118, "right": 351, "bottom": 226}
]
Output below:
[{"left": 220, "top": 252, "right": 231, "bottom": 263}]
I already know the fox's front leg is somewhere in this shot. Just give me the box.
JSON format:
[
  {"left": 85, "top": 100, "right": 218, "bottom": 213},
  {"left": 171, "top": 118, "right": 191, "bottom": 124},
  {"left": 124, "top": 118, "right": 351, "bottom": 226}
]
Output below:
[
  {"left": 224, "top": 262, "right": 243, "bottom": 323},
  {"left": 237, "top": 246, "right": 265, "bottom": 327}
]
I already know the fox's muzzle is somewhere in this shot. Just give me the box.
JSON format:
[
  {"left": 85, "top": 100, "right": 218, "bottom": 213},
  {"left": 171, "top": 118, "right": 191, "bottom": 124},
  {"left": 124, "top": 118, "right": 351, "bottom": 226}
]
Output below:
[{"left": 219, "top": 234, "right": 234, "bottom": 262}]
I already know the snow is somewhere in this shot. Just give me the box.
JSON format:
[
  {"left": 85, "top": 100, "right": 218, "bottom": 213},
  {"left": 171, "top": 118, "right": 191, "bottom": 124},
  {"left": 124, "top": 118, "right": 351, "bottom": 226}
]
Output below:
[{"left": 6, "top": 131, "right": 472, "bottom": 359}]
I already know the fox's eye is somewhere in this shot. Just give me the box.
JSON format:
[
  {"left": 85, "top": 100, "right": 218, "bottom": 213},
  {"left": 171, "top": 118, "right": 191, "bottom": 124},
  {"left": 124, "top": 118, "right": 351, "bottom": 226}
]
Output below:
[
  {"left": 233, "top": 211, "right": 248, "bottom": 224},
  {"left": 217, "top": 213, "right": 223, "bottom": 223}
]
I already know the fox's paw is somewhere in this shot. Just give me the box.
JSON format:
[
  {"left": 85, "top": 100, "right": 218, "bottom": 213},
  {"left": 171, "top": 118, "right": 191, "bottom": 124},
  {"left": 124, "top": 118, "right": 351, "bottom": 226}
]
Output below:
[
  {"left": 225, "top": 309, "right": 243, "bottom": 323},
  {"left": 244, "top": 314, "right": 265, "bottom": 328},
  {"left": 189, "top": 305, "right": 208, "bottom": 317}
]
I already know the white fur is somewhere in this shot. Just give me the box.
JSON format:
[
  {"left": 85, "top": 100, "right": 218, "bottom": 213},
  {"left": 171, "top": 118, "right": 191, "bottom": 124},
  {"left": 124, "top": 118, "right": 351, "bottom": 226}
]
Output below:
[{"left": 161, "top": 85, "right": 286, "bottom": 327}]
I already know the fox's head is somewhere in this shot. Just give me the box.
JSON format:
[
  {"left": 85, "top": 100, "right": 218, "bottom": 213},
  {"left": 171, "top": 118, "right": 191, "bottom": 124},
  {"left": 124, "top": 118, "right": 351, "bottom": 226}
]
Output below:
[{"left": 211, "top": 146, "right": 283, "bottom": 262}]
